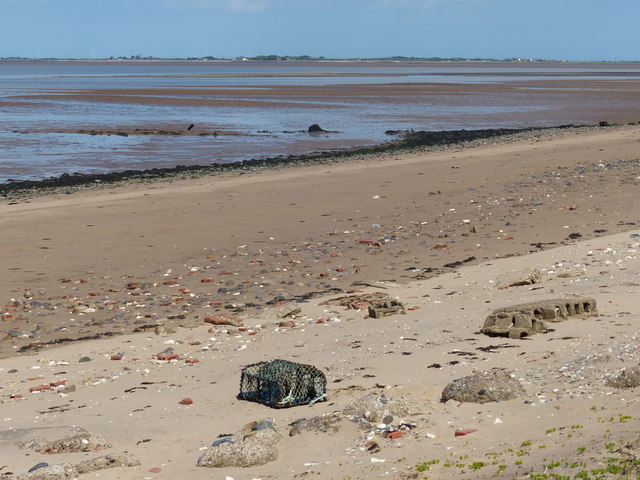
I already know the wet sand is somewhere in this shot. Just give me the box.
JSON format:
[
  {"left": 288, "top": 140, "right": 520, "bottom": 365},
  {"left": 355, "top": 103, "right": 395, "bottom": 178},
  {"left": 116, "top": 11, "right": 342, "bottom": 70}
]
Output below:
[
  {"left": 2, "top": 125, "right": 640, "bottom": 356},
  {"left": 15, "top": 79, "right": 640, "bottom": 124},
  {"left": 0, "top": 125, "right": 639, "bottom": 479}
]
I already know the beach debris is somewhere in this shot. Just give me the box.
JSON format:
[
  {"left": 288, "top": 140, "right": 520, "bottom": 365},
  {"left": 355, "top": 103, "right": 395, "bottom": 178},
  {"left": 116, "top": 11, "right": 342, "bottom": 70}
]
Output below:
[
  {"left": 257, "top": 302, "right": 301, "bottom": 320},
  {"left": 441, "top": 369, "right": 526, "bottom": 404},
  {"left": 606, "top": 366, "right": 640, "bottom": 389},
  {"left": 307, "top": 124, "right": 326, "bottom": 133},
  {"left": 320, "top": 291, "right": 405, "bottom": 317},
  {"left": 238, "top": 359, "right": 327, "bottom": 408},
  {"left": 480, "top": 297, "right": 598, "bottom": 338},
  {"left": 156, "top": 347, "right": 179, "bottom": 361},
  {"left": 197, "top": 419, "right": 281, "bottom": 468},
  {"left": 367, "top": 296, "right": 406, "bottom": 318},
  {"left": 495, "top": 267, "right": 541, "bottom": 288},
  {"left": 343, "top": 393, "right": 410, "bottom": 424},
  {"left": 289, "top": 413, "right": 343, "bottom": 436}
]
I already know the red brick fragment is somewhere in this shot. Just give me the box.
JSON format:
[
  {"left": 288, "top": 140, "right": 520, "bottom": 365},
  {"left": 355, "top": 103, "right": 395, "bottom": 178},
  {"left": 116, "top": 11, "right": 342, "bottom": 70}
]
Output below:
[
  {"left": 179, "top": 398, "right": 193, "bottom": 405},
  {"left": 162, "top": 280, "right": 178, "bottom": 285},
  {"left": 388, "top": 431, "right": 403, "bottom": 439},
  {"left": 30, "top": 384, "right": 51, "bottom": 393},
  {"left": 110, "top": 354, "right": 123, "bottom": 361},
  {"left": 200, "top": 278, "right": 214, "bottom": 283},
  {"left": 10, "top": 394, "right": 24, "bottom": 399},
  {"left": 184, "top": 358, "right": 200, "bottom": 364},
  {"left": 157, "top": 354, "right": 180, "bottom": 361},
  {"left": 50, "top": 380, "right": 68, "bottom": 388},
  {"left": 454, "top": 428, "right": 478, "bottom": 437},
  {"left": 204, "top": 315, "right": 243, "bottom": 327}
]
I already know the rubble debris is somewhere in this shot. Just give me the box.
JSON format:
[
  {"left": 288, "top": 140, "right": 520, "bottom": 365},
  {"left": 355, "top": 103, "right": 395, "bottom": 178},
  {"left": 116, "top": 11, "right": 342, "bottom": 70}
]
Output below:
[
  {"left": 342, "top": 393, "right": 410, "bottom": 423},
  {"left": 367, "top": 297, "right": 406, "bottom": 318},
  {"left": 606, "top": 366, "right": 640, "bottom": 389},
  {"left": 289, "top": 413, "right": 343, "bottom": 436},
  {"left": 258, "top": 302, "right": 302, "bottom": 320},
  {"left": 320, "top": 291, "right": 405, "bottom": 318}
]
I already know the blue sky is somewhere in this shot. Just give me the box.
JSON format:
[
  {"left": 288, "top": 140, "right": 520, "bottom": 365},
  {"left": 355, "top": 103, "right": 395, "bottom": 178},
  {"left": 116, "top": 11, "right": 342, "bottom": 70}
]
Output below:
[{"left": 1, "top": 0, "right": 638, "bottom": 61}]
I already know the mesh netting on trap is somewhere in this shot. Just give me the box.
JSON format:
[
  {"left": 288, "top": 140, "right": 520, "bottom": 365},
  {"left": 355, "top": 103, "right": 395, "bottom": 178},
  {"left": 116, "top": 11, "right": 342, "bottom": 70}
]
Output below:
[{"left": 238, "top": 359, "right": 327, "bottom": 408}]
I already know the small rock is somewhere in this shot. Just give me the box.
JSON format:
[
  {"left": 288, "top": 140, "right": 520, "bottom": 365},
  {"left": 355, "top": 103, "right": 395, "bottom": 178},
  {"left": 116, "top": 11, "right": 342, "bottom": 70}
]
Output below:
[
  {"left": 28, "top": 463, "right": 49, "bottom": 473},
  {"left": 307, "top": 124, "right": 326, "bottom": 133}
]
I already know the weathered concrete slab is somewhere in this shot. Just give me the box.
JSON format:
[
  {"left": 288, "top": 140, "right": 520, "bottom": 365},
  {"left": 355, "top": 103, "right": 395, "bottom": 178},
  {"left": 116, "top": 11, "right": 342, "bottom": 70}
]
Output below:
[
  {"left": 481, "top": 297, "right": 597, "bottom": 338},
  {"left": 197, "top": 419, "right": 281, "bottom": 468},
  {"left": 441, "top": 369, "right": 526, "bottom": 404}
]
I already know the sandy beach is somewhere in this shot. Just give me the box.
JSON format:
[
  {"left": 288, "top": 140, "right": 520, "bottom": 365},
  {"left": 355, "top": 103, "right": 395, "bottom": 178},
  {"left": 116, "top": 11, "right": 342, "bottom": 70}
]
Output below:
[{"left": 1, "top": 125, "right": 639, "bottom": 479}]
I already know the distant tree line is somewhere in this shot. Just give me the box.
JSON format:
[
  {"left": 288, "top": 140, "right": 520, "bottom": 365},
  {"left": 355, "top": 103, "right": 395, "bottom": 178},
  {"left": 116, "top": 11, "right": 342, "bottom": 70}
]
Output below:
[{"left": 2, "top": 55, "right": 636, "bottom": 63}]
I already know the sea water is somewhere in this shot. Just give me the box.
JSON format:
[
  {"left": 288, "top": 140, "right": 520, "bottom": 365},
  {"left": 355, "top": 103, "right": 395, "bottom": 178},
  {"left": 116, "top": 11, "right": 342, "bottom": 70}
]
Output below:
[{"left": 1, "top": 60, "right": 640, "bottom": 182}]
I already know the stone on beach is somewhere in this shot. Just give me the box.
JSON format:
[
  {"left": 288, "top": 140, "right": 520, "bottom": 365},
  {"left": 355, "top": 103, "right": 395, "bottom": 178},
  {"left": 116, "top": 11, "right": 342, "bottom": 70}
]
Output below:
[
  {"left": 441, "top": 369, "right": 526, "bottom": 404},
  {"left": 307, "top": 124, "right": 326, "bottom": 133}
]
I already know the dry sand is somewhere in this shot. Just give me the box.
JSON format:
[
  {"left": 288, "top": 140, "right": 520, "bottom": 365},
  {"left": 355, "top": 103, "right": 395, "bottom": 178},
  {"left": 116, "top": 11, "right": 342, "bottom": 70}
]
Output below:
[{"left": 1, "top": 126, "right": 639, "bottom": 479}]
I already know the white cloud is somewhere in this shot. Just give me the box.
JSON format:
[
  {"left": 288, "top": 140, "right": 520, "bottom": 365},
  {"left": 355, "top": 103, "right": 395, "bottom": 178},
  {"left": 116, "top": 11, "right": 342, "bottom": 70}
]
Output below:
[{"left": 372, "top": 0, "right": 471, "bottom": 7}]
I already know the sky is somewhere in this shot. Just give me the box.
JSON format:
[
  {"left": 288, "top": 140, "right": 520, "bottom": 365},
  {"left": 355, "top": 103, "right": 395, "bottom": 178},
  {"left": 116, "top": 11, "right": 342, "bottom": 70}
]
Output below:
[{"left": 0, "top": 0, "right": 638, "bottom": 61}]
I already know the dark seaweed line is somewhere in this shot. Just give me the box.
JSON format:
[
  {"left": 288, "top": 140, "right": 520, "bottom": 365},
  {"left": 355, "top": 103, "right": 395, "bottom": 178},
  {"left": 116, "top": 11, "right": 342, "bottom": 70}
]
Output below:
[{"left": 0, "top": 123, "right": 608, "bottom": 196}]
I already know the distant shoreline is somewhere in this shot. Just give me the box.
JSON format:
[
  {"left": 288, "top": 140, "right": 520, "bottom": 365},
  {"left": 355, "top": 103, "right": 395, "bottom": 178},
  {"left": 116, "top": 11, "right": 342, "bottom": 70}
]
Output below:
[{"left": 2, "top": 58, "right": 640, "bottom": 65}]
